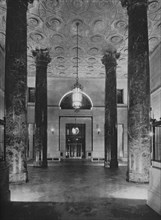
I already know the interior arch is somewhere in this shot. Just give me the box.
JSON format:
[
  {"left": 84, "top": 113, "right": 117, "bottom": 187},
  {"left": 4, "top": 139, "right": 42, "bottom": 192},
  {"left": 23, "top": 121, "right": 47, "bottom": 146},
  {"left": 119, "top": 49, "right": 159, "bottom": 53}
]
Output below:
[{"left": 59, "top": 90, "right": 93, "bottom": 110}]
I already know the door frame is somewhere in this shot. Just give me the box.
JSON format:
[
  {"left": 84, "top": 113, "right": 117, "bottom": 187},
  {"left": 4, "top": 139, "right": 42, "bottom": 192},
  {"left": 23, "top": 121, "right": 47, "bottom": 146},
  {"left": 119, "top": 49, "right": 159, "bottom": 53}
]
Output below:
[{"left": 59, "top": 116, "right": 93, "bottom": 158}]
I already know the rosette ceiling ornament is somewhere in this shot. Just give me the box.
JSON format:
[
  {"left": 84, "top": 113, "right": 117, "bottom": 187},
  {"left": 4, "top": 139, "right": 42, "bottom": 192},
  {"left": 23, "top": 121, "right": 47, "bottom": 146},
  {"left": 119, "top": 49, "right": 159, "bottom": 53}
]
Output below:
[{"left": 72, "top": 22, "right": 83, "bottom": 110}]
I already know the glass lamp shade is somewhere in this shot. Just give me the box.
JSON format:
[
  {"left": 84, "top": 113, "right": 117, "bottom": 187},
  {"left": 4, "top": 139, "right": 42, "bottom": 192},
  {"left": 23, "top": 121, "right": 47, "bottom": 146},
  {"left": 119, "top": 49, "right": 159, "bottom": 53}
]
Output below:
[
  {"left": 72, "top": 87, "right": 83, "bottom": 109},
  {"left": 72, "top": 127, "right": 79, "bottom": 135}
]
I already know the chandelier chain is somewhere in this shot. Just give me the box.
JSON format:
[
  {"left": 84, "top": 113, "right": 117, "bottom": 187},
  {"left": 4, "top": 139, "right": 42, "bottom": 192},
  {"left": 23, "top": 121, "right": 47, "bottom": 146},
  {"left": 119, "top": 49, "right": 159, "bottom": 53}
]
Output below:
[{"left": 76, "top": 22, "right": 79, "bottom": 86}]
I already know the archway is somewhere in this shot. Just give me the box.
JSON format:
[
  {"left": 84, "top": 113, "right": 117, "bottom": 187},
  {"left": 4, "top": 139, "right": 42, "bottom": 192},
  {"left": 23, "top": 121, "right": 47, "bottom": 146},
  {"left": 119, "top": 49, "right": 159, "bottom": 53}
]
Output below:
[{"left": 59, "top": 90, "right": 93, "bottom": 110}]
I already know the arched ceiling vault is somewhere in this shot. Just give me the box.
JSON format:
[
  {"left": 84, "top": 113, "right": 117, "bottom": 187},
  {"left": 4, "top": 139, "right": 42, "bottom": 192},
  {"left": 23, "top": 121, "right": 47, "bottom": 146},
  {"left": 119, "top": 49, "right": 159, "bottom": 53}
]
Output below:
[{"left": 0, "top": 0, "right": 161, "bottom": 79}]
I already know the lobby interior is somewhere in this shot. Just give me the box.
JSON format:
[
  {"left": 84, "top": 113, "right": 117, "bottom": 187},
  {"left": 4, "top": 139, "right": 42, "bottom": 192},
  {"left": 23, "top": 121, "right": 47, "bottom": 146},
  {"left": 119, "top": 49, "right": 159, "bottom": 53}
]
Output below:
[{"left": 0, "top": 0, "right": 161, "bottom": 219}]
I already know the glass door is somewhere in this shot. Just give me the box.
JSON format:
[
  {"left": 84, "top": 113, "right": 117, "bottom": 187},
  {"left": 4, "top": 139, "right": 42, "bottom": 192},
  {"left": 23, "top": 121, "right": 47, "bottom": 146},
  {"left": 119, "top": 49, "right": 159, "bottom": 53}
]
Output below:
[
  {"left": 66, "top": 143, "right": 82, "bottom": 158},
  {"left": 66, "top": 123, "right": 85, "bottom": 159}
]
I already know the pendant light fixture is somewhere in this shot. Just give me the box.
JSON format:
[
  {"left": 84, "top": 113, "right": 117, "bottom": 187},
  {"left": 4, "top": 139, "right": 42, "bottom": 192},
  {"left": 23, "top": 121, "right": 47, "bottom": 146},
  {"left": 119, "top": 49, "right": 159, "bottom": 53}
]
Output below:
[{"left": 72, "top": 22, "right": 83, "bottom": 110}]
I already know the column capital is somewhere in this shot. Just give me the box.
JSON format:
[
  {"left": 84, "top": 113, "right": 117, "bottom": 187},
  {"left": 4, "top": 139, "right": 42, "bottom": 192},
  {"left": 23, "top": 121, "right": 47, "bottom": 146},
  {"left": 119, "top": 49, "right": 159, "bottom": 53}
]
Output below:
[
  {"left": 120, "top": 0, "right": 148, "bottom": 12},
  {"left": 32, "top": 48, "right": 51, "bottom": 65},
  {"left": 7, "top": 0, "right": 34, "bottom": 8},
  {"left": 101, "top": 50, "right": 120, "bottom": 69}
]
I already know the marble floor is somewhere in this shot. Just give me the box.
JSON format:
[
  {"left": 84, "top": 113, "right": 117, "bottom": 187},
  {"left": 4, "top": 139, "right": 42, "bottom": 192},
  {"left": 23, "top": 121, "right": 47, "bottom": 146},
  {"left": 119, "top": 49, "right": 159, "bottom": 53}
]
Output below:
[{"left": 1, "top": 160, "right": 160, "bottom": 220}]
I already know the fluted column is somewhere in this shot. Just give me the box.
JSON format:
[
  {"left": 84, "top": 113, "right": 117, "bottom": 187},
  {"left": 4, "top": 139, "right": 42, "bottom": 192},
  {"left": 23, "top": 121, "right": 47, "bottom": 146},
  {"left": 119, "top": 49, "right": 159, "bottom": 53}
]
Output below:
[
  {"left": 121, "top": 0, "right": 151, "bottom": 182},
  {"left": 102, "top": 50, "right": 119, "bottom": 168},
  {"left": 32, "top": 48, "right": 51, "bottom": 168},
  {"left": 5, "top": 0, "right": 33, "bottom": 183}
]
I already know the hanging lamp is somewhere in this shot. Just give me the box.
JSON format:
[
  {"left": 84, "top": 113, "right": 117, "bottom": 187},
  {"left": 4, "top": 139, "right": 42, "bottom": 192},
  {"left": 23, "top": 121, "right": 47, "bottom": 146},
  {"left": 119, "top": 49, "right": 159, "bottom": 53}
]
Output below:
[{"left": 72, "top": 22, "right": 83, "bottom": 110}]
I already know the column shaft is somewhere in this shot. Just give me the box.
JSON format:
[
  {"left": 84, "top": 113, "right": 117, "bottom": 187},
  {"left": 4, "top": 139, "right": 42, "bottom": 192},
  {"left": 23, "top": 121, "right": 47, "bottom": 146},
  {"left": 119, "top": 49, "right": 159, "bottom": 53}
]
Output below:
[
  {"left": 102, "top": 51, "right": 119, "bottom": 168},
  {"left": 121, "top": 0, "right": 151, "bottom": 182},
  {"left": 5, "top": 0, "right": 32, "bottom": 183},
  {"left": 32, "top": 49, "right": 51, "bottom": 168}
]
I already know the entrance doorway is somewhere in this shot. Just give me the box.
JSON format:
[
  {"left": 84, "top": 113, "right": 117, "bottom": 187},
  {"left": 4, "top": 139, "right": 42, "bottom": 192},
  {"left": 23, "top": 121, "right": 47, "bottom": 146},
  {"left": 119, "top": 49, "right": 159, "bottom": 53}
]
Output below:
[{"left": 66, "top": 123, "right": 85, "bottom": 159}]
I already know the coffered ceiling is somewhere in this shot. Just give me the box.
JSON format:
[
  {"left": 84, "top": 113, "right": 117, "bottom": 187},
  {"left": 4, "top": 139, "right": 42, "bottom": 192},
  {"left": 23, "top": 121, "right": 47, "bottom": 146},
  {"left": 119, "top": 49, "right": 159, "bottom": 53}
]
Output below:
[{"left": 0, "top": 0, "right": 161, "bottom": 79}]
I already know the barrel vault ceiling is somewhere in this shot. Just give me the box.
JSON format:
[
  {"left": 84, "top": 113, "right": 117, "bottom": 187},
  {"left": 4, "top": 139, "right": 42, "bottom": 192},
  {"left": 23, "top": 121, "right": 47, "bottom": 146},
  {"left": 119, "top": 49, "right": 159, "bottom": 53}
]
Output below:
[{"left": 0, "top": 0, "right": 161, "bottom": 79}]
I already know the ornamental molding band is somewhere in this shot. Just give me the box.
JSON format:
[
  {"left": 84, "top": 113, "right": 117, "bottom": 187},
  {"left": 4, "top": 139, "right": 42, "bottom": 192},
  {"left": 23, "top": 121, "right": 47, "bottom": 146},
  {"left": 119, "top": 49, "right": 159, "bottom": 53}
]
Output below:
[{"left": 0, "top": 0, "right": 161, "bottom": 78}]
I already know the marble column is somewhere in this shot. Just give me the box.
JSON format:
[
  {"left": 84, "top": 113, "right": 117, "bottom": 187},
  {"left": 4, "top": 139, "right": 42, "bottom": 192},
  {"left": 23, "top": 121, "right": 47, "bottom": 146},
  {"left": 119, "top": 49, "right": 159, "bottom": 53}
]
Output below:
[
  {"left": 102, "top": 50, "right": 120, "bottom": 168},
  {"left": 0, "top": 119, "right": 10, "bottom": 201},
  {"left": 32, "top": 48, "right": 51, "bottom": 168},
  {"left": 5, "top": 0, "right": 33, "bottom": 183},
  {"left": 121, "top": 0, "right": 151, "bottom": 182}
]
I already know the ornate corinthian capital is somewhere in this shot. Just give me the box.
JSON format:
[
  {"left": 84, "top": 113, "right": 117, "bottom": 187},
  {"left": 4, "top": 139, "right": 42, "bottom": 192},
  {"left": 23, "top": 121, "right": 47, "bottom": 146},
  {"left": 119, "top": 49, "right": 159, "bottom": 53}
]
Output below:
[
  {"left": 101, "top": 50, "right": 120, "bottom": 69},
  {"left": 32, "top": 48, "right": 51, "bottom": 64},
  {"left": 7, "top": 0, "right": 34, "bottom": 8},
  {"left": 120, "top": 0, "right": 148, "bottom": 11}
]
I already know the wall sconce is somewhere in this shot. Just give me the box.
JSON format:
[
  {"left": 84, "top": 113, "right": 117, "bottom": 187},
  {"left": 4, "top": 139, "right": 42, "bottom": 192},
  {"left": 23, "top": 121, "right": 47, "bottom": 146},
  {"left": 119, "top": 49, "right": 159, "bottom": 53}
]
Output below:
[
  {"left": 96, "top": 124, "right": 101, "bottom": 135},
  {"left": 149, "top": 131, "right": 153, "bottom": 137},
  {"left": 51, "top": 128, "right": 55, "bottom": 134}
]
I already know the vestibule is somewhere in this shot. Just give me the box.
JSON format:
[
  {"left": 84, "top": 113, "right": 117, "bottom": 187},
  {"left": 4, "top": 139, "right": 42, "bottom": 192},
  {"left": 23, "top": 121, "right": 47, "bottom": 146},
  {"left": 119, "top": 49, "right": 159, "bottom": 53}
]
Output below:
[
  {"left": 27, "top": 74, "right": 128, "bottom": 164},
  {"left": 0, "top": 0, "right": 161, "bottom": 217}
]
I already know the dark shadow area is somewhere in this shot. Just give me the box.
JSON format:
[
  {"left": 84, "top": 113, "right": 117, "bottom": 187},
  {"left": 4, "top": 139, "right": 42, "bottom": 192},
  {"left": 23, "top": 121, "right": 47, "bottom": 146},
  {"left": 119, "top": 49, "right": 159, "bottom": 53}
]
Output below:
[{"left": 0, "top": 198, "right": 161, "bottom": 220}]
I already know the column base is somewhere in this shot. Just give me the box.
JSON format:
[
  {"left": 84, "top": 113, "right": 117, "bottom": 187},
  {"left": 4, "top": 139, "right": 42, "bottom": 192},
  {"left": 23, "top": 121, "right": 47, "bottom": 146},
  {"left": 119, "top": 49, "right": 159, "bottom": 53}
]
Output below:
[
  {"left": 42, "top": 161, "right": 48, "bottom": 168},
  {"left": 0, "top": 162, "right": 10, "bottom": 201},
  {"left": 110, "top": 159, "right": 118, "bottom": 169},
  {"left": 0, "top": 190, "right": 10, "bottom": 202},
  {"left": 104, "top": 161, "right": 110, "bottom": 168},
  {"left": 33, "top": 160, "right": 42, "bottom": 167},
  {"left": 9, "top": 171, "right": 28, "bottom": 183},
  {"left": 127, "top": 171, "right": 149, "bottom": 183},
  {"left": 33, "top": 160, "right": 48, "bottom": 168}
]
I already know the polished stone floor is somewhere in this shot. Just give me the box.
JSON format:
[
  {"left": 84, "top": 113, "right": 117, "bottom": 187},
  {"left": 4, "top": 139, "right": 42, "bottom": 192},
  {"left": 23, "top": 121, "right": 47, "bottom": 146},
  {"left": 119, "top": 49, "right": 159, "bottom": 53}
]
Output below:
[{"left": 1, "top": 160, "right": 160, "bottom": 220}]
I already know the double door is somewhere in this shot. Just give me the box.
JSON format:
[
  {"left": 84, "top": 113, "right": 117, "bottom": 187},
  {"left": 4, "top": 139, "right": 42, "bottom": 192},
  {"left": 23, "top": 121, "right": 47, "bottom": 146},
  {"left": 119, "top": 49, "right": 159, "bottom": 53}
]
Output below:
[
  {"left": 66, "top": 143, "right": 82, "bottom": 158},
  {"left": 66, "top": 123, "right": 85, "bottom": 159}
]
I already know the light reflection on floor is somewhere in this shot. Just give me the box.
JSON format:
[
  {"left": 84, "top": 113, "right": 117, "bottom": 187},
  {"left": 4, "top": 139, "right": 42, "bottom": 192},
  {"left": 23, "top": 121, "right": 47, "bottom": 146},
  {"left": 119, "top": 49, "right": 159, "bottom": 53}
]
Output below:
[{"left": 10, "top": 161, "right": 148, "bottom": 202}]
